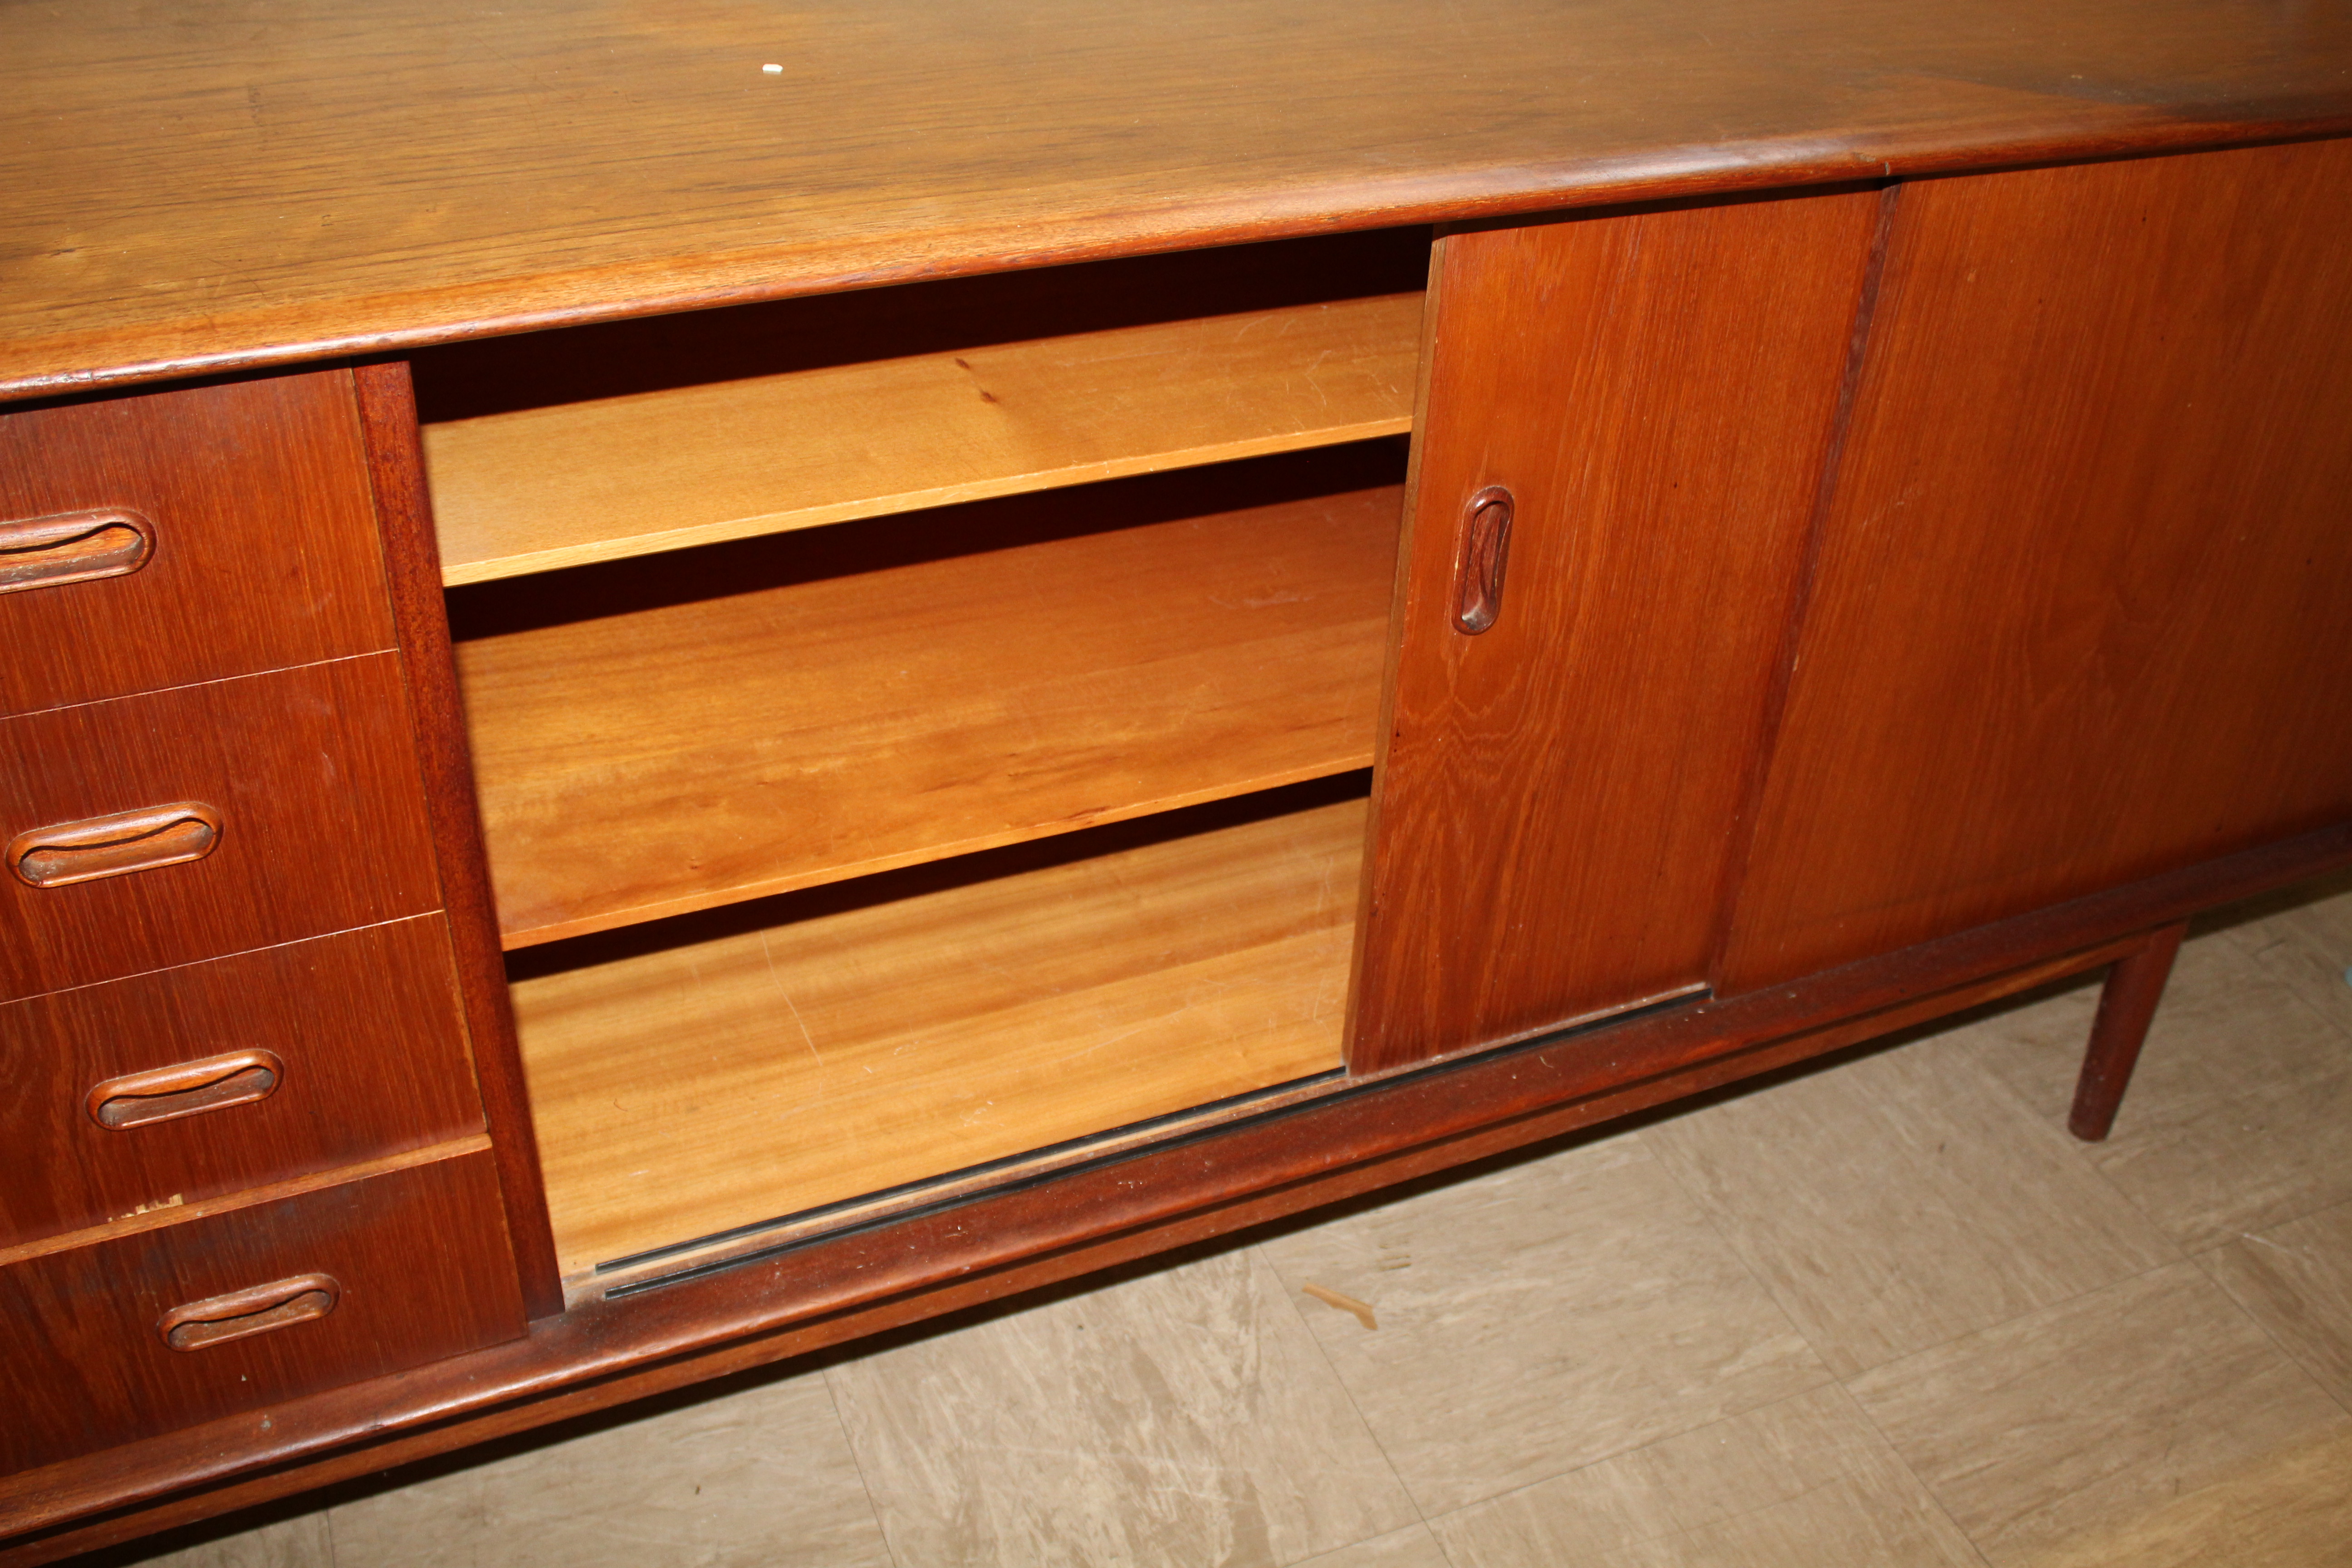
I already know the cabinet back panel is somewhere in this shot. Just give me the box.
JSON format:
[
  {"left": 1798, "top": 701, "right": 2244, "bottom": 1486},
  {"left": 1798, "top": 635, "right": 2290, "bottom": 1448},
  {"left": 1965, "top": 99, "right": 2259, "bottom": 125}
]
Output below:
[
  {"left": 511, "top": 783, "right": 1363, "bottom": 1276},
  {"left": 454, "top": 447, "right": 1401, "bottom": 946},
  {"left": 1350, "top": 187, "right": 1881, "bottom": 1071},
  {"left": 1721, "top": 140, "right": 2352, "bottom": 992}
]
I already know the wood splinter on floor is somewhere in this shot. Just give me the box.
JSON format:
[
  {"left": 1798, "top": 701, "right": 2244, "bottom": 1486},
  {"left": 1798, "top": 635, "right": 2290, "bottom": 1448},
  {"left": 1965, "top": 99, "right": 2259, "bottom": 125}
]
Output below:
[{"left": 1302, "top": 1282, "right": 1378, "bottom": 1330}]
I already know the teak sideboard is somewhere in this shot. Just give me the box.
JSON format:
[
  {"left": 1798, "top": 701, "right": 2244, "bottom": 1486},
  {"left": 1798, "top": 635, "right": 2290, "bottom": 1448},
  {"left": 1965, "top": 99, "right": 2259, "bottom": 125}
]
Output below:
[{"left": 4, "top": 2, "right": 2351, "bottom": 1558}]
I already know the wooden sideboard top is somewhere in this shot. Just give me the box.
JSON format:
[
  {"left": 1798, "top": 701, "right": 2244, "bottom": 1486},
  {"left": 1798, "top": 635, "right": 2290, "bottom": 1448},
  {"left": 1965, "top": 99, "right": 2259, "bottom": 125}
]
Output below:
[{"left": 4, "top": 0, "right": 2348, "bottom": 400}]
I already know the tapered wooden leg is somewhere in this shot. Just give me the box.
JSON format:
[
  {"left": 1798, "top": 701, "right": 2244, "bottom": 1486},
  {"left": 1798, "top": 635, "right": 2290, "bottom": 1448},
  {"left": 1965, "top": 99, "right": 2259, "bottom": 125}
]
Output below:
[{"left": 2068, "top": 919, "right": 2189, "bottom": 1141}]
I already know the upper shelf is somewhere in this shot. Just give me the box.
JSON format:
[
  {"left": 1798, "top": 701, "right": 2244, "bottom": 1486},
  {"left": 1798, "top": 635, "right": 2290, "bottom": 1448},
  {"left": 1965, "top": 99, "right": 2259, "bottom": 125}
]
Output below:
[
  {"left": 7, "top": 0, "right": 2348, "bottom": 398},
  {"left": 422, "top": 291, "right": 1418, "bottom": 583}
]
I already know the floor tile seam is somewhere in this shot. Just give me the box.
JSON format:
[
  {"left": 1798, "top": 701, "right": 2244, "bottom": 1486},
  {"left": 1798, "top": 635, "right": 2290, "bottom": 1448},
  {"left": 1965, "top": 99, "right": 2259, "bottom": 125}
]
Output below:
[
  {"left": 1410, "top": 1376, "right": 1850, "bottom": 1528},
  {"left": 1420, "top": 1518, "right": 1470, "bottom": 1568},
  {"left": 1829, "top": 1250, "right": 2221, "bottom": 1396},
  {"left": 2230, "top": 919, "right": 2352, "bottom": 1046},
  {"left": 1250, "top": 1225, "right": 1842, "bottom": 1534},
  {"left": 1248, "top": 1240, "right": 1439, "bottom": 1560},
  {"left": 1637, "top": 1114, "right": 1853, "bottom": 1363},
  {"left": 818, "top": 1365, "right": 904, "bottom": 1568},
  {"left": 2246, "top": 953, "right": 2352, "bottom": 1054},
  {"left": 2109, "top": 1044, "right": 2352, "bottom": 1254},
  {"left": 2020, "top": 1057, "right": 2202, "bottom": 1268},
  {"left": 1640, "top": 1120, "right": 1861, "bottom": 1384},
  {"left": 2184, "top": 1236, "right": 2352, "bottom": 1423},
  {"left": 1411, "top": 1383, "right": 1998, "bottom": 1568},
  {"left": 1816, "top": 1375, "right": 1999, "bottom": 1566},
  {"left": 1926, "top": 1022, "right": 2195, "bottom": 1262}
]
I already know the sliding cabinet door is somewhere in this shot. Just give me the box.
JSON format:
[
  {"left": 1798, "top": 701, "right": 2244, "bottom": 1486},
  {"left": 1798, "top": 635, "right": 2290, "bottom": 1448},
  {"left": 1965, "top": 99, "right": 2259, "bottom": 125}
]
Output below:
[
  {"left": 1348, "top": 189, "right": 1880, "bottom": 1073},
  {"left": 1719, "top": 139, "right": 2352, "bottom": 994}
]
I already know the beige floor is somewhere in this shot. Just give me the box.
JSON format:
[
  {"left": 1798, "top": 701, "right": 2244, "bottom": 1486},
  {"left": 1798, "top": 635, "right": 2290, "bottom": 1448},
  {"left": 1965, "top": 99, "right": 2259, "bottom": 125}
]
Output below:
[{"left": 83, "top": 873, "right": 2352, "bottom": 1568}]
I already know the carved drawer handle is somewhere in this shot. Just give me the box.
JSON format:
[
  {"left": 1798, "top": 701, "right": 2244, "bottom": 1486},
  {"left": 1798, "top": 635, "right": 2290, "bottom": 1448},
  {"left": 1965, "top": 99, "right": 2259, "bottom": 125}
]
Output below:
[
  {"left": 87, "top": 1050, "right": 285, "bottom": 1130},
  {"left": 0, "top": 509, "right": 155, "bottom": 595},
  {"left": 157, "top": 1274, "right": 340, "bottom": 1352},
  {"left": 6, "top": 802, "right": 222, "bottom": 888},
  {"left": 1453, "top": 485, "right": 1514, "bottom": 634}
]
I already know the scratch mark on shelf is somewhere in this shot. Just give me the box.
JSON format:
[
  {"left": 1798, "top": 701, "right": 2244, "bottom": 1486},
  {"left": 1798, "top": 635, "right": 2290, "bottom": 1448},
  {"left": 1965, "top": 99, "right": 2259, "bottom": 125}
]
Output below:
[{"left": 758, "top": 930, "right": 824, "bottom": 1066}]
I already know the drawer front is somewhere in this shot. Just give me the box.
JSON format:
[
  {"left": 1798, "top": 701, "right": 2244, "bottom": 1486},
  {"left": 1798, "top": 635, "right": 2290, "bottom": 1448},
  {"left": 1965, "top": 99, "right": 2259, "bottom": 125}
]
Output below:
[
  {"left": 0, "top": 654, "right": 441, "bottom": 1000},
  {"left": 0, "top": 1150, "right": 524, "bottom": 1472},
  {"left": 0, "top": 371, "right": 398, "bottom": 718},
  {"left": 0, "top": 916, "right": 484, "bottom": 1249}
]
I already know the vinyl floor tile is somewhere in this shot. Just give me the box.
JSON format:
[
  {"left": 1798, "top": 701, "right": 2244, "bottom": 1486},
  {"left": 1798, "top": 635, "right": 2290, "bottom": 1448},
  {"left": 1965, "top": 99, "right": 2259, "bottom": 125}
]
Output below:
[
  {"left": 1956, "top": 929, "right": 2352, "bottom": 1252},
  {"left": 1256, "top": 1132, "right": 1830, "bottom": 1518},
  {"left": 323, "top": 1368, "right": 888, "bottom": 1568},
  {"left": 122, "top": 1516, "right": 333, "bottom": 1568},
  {"left": 1966, "top": 931, "right": 2342, "bottom": 1135},
  {"left": 2200, "top": 1197, "right": 2352, "bottom": 1411},
  {"left": 2087, "top": 1058, "right": 2352, "bottom": 1253},
  {"left": 1847, "top": 1262, "right": 2348, "bottom": 1566},
  {"left": 1426, "top": 1383, "right": 1982, "bottom": 1568},
  {"left": 2217, "top": 870, "right": 2352, "bottom": 1036},
  {"left": 824, "top": 1246, "right": 1416, "bottom": 1568},
  {"left": 1290, "top": 1523, "right": 1455, "bottom": 1568},
  {"left": 2009, "top": 1424, "right": 2352, "bottom": 1568},
  {"left": 1647, "top": 1022, "right": 2177, "bottom": 1379}
]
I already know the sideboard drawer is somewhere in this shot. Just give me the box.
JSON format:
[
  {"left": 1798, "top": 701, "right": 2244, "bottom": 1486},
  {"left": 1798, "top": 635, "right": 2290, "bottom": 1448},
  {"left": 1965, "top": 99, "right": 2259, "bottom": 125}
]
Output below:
[
  {"left": 0, "top": 371, "right": 398, "bottom": 719},
  {"left": 0, "top": 654, "right": 442, "bottom": 1000},
  {"left": 0, "top": 1150, "right": 524, "bottom": 1473},
  {"left": 0, "top": 916, "right": 484, "bottom": 1249}
]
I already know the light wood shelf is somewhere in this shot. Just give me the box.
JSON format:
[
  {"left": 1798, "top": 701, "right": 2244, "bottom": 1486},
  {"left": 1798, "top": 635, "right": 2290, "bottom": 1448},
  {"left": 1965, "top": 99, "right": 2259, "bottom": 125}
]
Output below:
[
  {"left": 423, "top": 291, "right": 1419, "bottom": 584},
  {"left": 512, "top": 786, "right": 1366, "bottom": 1277},
  {"left": 453, "top": 451, "right": 1404, "bottom": 948}
]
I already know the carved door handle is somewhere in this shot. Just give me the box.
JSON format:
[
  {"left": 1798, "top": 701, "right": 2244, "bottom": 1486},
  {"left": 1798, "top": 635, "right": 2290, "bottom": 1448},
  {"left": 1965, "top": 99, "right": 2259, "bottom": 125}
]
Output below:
[
  {"left": 1453, "top": 485, "right": 1514, "bottom": 634},
  {"left": 87, "top": 1050, "right": 285, "bottom": 1130},
  {"left": 0, "top": 509, "right": 155, "bottom": 595},
  {"left": 7, "top": 802, "right": 222, "bottom": 888},
  {"left": 157, "top": 1274, "right": 340, "bottom": 1352}
]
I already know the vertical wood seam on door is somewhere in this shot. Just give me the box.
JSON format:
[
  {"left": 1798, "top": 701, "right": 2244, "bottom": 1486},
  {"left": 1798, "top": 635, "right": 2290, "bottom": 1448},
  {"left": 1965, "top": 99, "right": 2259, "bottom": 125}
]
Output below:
[{"left": 1704, "top": 181, "right": 1903, "bottom": 999}]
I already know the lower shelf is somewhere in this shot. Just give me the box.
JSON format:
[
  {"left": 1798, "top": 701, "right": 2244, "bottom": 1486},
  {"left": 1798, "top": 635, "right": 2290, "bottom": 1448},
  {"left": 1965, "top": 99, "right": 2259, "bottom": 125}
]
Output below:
[{"left": 512, "top": 779, "right": 1367, "bottom": 1279}]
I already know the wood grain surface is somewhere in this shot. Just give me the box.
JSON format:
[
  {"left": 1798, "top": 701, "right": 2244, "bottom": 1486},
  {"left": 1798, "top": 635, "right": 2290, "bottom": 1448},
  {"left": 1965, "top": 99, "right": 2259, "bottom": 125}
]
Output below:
[
  {"left": 0, "top": 916, "right": 481, "bottom": 1250},
  {"left": 512, "top": 784, "right": 1364, "bottom": 1275},
  {"left": 353, "top": 360, "right": 565, "bottom": 1318},
  {"left": 0, "top": 1149, "right": 523, "bottom": 1473},
  {"left": 5, "top": 1, "right": 2348, "bottom": 398},
  {"left": 0, "top": 372, "right": 395, "bottom": 717},
  {"left": 1719, "top": 139, "right": 2352, "bottom": 993},
  {"left": 2069, "top": 920, "right": 2189, "bottom": 1142},
  {"left": 454, "top": 448, "right": 1401, "bottom": 946},
  {"left": 1348, "top": 187, "right": 1882, "bottom": 1073},
  {"left": 425, "top": 289, "right": 1420, "bottom": 582},
  {"left": 0, "top": 656, "right": 443, "bottom": 1000},
  {"left": 13, "top": 823, "right": 2342, "bottom": 1564}
]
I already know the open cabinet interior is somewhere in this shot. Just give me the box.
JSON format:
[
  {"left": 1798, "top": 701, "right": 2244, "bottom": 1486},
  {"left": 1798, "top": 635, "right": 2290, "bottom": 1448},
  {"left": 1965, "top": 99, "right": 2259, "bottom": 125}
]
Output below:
[{"left": 416, "top": 230, "right": 1429, "bottom": 1287}]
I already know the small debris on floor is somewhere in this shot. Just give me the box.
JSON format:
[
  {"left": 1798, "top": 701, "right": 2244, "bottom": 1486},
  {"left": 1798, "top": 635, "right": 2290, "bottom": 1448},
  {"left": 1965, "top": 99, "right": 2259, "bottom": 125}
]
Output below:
[{"left": 1302, "top": 1282, "right": 1378, "bottom": 1331}]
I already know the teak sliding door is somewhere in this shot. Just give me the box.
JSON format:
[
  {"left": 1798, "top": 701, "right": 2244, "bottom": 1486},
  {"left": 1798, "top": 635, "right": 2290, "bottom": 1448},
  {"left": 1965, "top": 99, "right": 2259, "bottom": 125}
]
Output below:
[
  {"left": 1719, "top": 140, "right": 2352, "bottom": 994},
  {"left": 1347, "top": 188, "right": 1881, "bottom": 1073}
]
